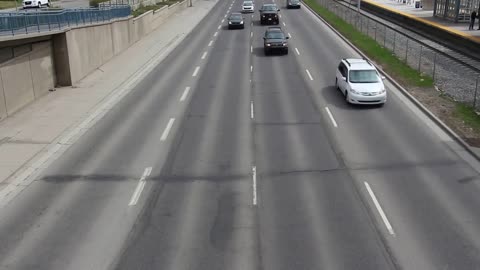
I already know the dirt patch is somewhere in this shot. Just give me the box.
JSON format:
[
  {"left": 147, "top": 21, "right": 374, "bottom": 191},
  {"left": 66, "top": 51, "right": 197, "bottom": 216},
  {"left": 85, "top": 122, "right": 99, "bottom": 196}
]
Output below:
[{"left": 407, "top": 86, "right": 480, "bottom": 147}]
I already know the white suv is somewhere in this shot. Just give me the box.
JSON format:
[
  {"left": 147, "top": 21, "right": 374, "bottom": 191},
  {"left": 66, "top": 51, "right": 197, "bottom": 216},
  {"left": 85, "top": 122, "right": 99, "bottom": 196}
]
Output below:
[
  {"left": 335, "top": 58, "right": 387, "bottom": 105},
  {"left": 23, "top": 0, "right": 49, "bottom": 8},
  {"left": 242, "top": 1, "right": 254, "bottom": 13}
]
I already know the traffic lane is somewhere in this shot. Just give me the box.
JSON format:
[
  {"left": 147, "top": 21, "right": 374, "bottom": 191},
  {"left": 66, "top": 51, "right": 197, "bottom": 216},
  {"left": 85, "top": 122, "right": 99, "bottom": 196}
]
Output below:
[
  {"left": 282, "top": 5, "right": 480, "bottom": 269},
  {"left": 0, "top": 0, "right": 230, "bottom": 269},
  {"left": 251, "top": 16, "right": 395, "bottom": 270},
  {"left": 115, "top": 15, "right": 258, "bottom": 270}
]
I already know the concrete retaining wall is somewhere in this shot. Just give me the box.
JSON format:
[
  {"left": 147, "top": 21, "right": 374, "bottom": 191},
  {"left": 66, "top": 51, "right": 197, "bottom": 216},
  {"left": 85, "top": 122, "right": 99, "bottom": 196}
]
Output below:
[
  {"left": 64, "top": 0, "right": 187, "bottom": 84},
  {"left": 0, "top": 41, "right": 55, "bottom": 118}
]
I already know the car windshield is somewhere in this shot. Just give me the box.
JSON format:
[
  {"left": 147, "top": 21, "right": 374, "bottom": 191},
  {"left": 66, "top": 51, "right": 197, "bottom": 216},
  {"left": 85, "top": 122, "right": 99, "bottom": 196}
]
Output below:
[
  {"left": 243, "top": 2, "right": 253, "bottom": 5},
  {"left": 266, "top": 31, "right": 284, "bottom": 39},
  {"left": 349, "top": 70, "right": 379, "bottom": 83},
  {"left": 230, "top": 15, "right": 242, "bottom": 20},
  {"left": 262, "top": 5, "right": 277, "bottom": 10}
]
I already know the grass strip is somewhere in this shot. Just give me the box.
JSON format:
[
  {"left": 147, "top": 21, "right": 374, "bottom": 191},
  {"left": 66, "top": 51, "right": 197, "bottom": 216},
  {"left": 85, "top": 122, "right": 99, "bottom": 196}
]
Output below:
[
  {"left": 303, "top": 0, "right": 433, "bottom": 87},
  {"left": 132, "top": 0, "right": 180, "bottom": 16}
]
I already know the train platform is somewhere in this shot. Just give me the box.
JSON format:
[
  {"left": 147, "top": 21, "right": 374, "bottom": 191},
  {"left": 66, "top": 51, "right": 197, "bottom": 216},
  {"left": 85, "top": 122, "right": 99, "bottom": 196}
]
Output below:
[{"left": 362, "top": 0, "right": 480, "bottom": 44}]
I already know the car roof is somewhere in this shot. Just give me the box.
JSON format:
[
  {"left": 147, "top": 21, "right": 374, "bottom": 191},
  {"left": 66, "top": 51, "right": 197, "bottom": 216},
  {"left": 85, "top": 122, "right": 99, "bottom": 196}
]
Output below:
[
  {"left": 343, "top": 58, "right": 376, "bottom": 70},
  {"left": 262, "top": 3, "right": 277, "bottom": 6}
]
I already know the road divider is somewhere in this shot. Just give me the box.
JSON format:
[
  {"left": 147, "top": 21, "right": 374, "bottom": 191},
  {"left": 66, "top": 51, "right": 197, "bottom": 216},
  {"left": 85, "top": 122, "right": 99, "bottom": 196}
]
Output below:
[
  {"left": 180, "top": 87, "right": 191, "bottom": 102},
  {"left": 192, "top": 66, "right": 200, "bottom": 77},
  {"left": 305, "top": 69, "right": 313, "bottom": 81},
  {"left": 160, "top": 118, "right": 176, "bottom": 141},
  {"left": 128, "top": 167, "right": 153, "bottom": 206},
  {"left": 325, "top": 107, "right": 338, "bottom": 127},
  {"left": 364, "top": 181, "right": 395, "bottom": 235},
  {"left": 252, "top": 166, "right": 257, "bottom": 205}
]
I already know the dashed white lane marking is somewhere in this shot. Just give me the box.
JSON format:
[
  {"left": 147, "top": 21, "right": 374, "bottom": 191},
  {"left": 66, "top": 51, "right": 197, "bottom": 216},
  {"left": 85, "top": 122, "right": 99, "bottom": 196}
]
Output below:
[
  {"left": 251, "top": 65, "right": 253, "bottom": 73},
  {"left": 251, "top": 31, "right": 253, "bottom": 38},
  {"left": 282, "top": 22, "right": 286, "bottom": 26},
  {"left": 250, "top": 101, "right": 254, "bottom": 119},
  {"left": 305, "top": 69, "right": 313, "bottom": 81},
  {"left": 252, "top": 166, "right": 257, "bottom": 205},
  {"left": 288, "top": 32, "right": 292, "bottom": 38},
  {"left": 325, "top": 107, "right": 338, "bottom": 128},
  {"left": 225, "top": 14, "right": 227, "bottom": 18},
  {"left": 160, "top": 118, "right": 175, "bottom": 141},
  {"left": 214, "top": 31, "right": 218, "bottom": 37},
  {"left": 208, "top": 40, "right": 213, "bottom": 46},
  {"left": 218, "top": 25, "right": 221, "bottom": 29},
  {"left": 222, "top": 19, "right": 225, "bottom": 23},
  {"left": 180, "top": 87, "right": 191, "bottom": 102},
  {"left": 128, "top": 167, "right": 152, "bottom": 206},
  {"left": 192, "top": 66, "right": 200, "bottom": 77},
  {"left": 201, "top": 51, "right": 207, "bottom": 59},
  {"left": 295, "top": 47, "right": 300, "bottom": 55},
  {"left": 251, "top": 45, "right": 253, "bottom": 53},
  {"left": 364, "top": 182, "right": 395, "bottom": 235},
  {"left": 279, "top": 14, "right": 282, "bottom": 18}
]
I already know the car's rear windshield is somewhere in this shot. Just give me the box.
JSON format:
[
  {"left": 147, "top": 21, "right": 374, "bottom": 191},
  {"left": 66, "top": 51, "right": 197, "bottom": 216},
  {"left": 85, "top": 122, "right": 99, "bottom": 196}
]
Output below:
[
  {"left": 266, "top": 32, "right": 284, "bottom": 39},
  {"left": 262, "top": 5, "right": 277, "bottom": 10},
  {"left": 349, "top": 70, "right": 379, "bottom": 83}
]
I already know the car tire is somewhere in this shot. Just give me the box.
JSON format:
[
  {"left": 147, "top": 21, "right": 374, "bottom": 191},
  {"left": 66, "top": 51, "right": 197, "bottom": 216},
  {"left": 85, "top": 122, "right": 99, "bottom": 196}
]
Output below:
[{"left": 345, "top": 91, "right": 350, "bottom": 104}]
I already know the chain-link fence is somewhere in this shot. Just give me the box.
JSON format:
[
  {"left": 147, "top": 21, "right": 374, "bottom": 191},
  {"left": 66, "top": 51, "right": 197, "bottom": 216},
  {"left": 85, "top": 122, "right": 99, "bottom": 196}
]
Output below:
[{"left": 317, "top": 0, "right": 480, "bottom": 109}]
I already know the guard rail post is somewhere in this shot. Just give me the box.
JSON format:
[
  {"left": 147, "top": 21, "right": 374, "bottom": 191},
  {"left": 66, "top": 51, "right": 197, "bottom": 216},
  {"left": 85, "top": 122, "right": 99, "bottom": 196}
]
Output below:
[
  {"left": 24, "top": 15, "right": 27, "bottom": 34},
  {"left": 405, "top": 38, "right": 409, "bottom": 62},
  {"left": 432, "top": 52, "right": 437, "bottom": 81},
  {"left": 418, "top": 45, "right": 422, "bottom": 71}
]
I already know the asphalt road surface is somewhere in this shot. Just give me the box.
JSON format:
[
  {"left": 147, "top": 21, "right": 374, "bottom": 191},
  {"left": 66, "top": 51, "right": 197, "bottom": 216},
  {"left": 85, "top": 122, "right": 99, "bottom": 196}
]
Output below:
[{"left": 1, "top": 0, "right": 480, "bottom": 269}]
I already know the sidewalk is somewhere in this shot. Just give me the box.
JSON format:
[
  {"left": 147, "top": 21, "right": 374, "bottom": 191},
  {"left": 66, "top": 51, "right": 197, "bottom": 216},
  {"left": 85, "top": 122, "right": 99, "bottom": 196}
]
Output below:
[
  {"left": 364, "top": 0, "right": 480, "bottom": 40},
  {"left": 0, "top": 0, "right": 216, "bottom": 191}
]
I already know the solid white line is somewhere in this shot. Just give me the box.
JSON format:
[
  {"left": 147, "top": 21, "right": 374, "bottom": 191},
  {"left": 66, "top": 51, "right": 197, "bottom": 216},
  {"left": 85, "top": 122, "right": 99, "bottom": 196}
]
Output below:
[
  {"left": 214, "top": 31, "right": 218, "bottom": 37},
  {"left": 295, "top": 47, "right": 300, "bottom": 55},
  {"left": 201, "top": 51, "right": 207, "bottom": 59},
  {"left": 325, "top": 107, "right": 338, "bottom": 128},
  {"left": 192, "top": 66, "right": 200, "bottom": 77},
  {"left": 208, "top": 40, "right": 213, "bottom": 46},
  {"left": 282, "top": 22, "right": 286, "bottom": 26},
  {"left": 180, "top": 86, "right": 191, "bottom": 101},
  {"left": 250, "top": 101, "right": 254, "bottom": 119},
  {"left": 160, "top": 118, "right": 175, "bottom": 141},
  {"left": 305, "top": 69, "right": 313, "bottom": 81},
  {"left": 252, "top": 166, "right": 257, "bottom": 205},
  {"left": 288, "top": 32, "right": 292, "bottom": 38},
  {"left": 128, "top": 167, "right": 152, "bottom": 206},
  {"left": 250, "top": 65, "right": 253, "bottom": 73},
  {"left": 364, "top": 182, "right": 395, "bottom": 235}
]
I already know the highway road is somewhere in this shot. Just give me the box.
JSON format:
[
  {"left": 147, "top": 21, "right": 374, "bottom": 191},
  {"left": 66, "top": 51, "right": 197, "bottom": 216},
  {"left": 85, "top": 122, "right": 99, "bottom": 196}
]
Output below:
[{"left": 1, "top": 0, "right": 480, "bottom": 269}]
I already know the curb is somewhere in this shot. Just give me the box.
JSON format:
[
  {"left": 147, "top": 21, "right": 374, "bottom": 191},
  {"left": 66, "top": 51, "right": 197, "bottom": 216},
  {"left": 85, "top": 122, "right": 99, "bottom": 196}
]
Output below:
[{"left": 303, "top": 2, "right": 480, "bottom": 162}]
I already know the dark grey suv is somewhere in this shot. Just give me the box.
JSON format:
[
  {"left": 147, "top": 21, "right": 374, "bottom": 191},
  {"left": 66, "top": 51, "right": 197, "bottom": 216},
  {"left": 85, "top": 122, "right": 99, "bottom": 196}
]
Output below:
[
  {"left": 263, "top": 27, "right": 289, "bottom": 55},
  {"left": 259, "top": 4, "right": 280, "bottom": 25}
]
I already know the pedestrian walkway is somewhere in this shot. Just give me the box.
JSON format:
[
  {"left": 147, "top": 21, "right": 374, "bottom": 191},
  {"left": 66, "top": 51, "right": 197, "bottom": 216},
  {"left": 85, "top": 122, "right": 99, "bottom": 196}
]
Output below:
[
  {"left": 363, "top": 0, "right": 480, "bottom": 42},
  {"left": 0, "top": 0, "right": 216, "bottom": 192}
]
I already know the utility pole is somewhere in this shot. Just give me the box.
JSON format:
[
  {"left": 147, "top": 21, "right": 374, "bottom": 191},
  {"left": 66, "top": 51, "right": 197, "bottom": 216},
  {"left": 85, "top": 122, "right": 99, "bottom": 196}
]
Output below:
[{"left": 188, "top": 0, "right": 192, "bottom": 7}]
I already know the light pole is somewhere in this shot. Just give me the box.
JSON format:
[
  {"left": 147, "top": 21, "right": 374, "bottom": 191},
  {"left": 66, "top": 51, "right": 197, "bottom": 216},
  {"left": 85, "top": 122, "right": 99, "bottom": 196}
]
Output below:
[{"left": 188, "top": 0, "right": 192, "bottom": 7}]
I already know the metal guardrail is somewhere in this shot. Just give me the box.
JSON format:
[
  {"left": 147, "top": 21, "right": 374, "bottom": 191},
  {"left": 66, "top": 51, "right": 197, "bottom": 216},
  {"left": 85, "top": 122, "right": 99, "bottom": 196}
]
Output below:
[
  {"left": 319, "top": 0, "right": 480, "bottom": 109},
  {"left": 0, "top": 5, "right": 131, "bottom": 36}
]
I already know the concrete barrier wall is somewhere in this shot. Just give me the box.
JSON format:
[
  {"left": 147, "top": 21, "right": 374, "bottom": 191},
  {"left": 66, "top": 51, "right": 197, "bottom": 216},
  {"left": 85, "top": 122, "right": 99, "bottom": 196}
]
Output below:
[
  {"left": 64, "top": 0, "right": 187, "bottom": 84},
  {"left": 0, "top": 41, "right": 54, "bottom": 117},
  {"left": 66, "top": 23, "right": 115, "bottom": 84}
]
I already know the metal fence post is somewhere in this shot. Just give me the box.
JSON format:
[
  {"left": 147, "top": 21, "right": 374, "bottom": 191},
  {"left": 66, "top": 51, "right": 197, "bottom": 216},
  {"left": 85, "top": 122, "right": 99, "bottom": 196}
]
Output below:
[
  {"left": 384, "top": 26, "right": 387, "bottom": 47},
  {"left": 418, "top": 45, "right": 422, "bottom": 71},
  {"left": 405, "top": 38, "right": 409, "bottom": 62},
  {"left": 37, "top": 13, "right": 40, "bottom": 32},
  {"left": 432, "top": 52, "right": 437, "bottom": 81},
  {"left": 374, "top": 22, "right": 377, "bottom": 41},
  {"left": 57, "top": 14, "right": 60, "bottom": 29},
  {"left": 24, "top": 15, "right": 27, "bottom": 34},
  {"left": 474, "top": 76, "right": 479, "bottom": 108}
]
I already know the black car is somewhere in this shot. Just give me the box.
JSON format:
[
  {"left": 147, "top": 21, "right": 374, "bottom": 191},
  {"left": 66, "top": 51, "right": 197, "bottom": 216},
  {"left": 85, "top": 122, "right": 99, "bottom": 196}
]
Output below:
[
  {"left": 259, "top": 4, "right": 280, "bottom": 25},
  {"left": 263, "top": 27, "right": 289, "bottom": 55},
  {"left": 228, "top": 13, "right": 245, "bottom": 29},
  {"left": 286, "top": 0, "right": 301, "bottom": 8}
]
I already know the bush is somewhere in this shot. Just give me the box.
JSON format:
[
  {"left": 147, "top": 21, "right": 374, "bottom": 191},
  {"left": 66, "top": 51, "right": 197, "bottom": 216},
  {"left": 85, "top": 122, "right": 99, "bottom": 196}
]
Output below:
[{"left": 89, "top": 0, "right": 108, "bottom": 7}]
